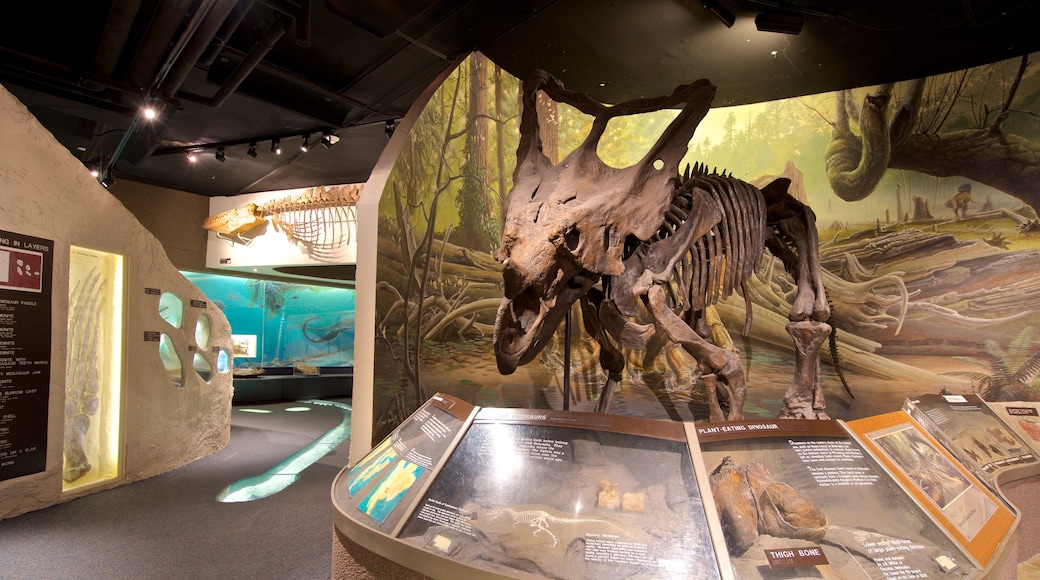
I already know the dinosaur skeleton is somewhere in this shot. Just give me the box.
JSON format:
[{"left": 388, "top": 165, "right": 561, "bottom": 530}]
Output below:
[
  {"left": 203, "top": 184, "right": 362, "bottom": 262},
  {"left": 486, "top": 507, "right": 628, "bottom": 547},
  {"left": 493, "top": 71, "right": 831, "bottom": 420}
]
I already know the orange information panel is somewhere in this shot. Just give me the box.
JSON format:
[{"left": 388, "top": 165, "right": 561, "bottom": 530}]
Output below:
[{"left": 844, "top": 411, "right": 1017, "bottom": 569}]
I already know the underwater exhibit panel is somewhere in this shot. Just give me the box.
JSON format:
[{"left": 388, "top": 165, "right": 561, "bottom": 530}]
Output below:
[{"left": 182, "top": 272, "right": 356, "bottom": 370}]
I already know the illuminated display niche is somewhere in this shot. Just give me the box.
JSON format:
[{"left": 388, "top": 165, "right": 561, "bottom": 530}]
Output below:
[{"left": 63, "top": 246, "right": 124, "bottom": 491}]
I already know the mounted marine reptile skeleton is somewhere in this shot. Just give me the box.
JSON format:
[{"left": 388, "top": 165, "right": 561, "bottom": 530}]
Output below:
[
  {"left": 493, "top": 70, "right": 832, "bottom": 421},
  {"left": 203, "top": 184, "right": 362, "bottom": 262}
]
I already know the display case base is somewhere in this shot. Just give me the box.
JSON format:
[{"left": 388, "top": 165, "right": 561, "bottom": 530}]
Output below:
[
  {"left": 232, "top": 372, "right": 352, "bottom": 403},
  {"left": 332, "top": 527, "right": 430, "bottom": 580}
]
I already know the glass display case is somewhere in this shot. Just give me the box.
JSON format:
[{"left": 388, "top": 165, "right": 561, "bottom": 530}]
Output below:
[
  {"left": 181, "top": 272, "right": 355, "bottom": 372},
  {"left": 63, "top": 246, "right": 123, "bottom": 491},
  {"left": 333, "top": 393, "right": 731, "bottom": 579}
]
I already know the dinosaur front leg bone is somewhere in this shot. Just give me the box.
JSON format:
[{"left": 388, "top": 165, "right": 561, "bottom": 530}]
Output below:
[
  {"left": 779, "top": 320, "right": 832, "bottom": 419},
  {"left": 594, "top": 371, "right": 624, "bottom": 414},
  {"left": 579, "top": 292, "right": 627, "bottom": 414},
  {"left": 700, "top": 368, "right": 726, "bottom": 422},
  {"left": 648, "top": 285, "right": 746, "bottom": 420}
]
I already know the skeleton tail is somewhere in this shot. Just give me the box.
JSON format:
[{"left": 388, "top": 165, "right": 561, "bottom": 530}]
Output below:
[{"left": 828, "top": 300, "right": 853, "bottom": 399}]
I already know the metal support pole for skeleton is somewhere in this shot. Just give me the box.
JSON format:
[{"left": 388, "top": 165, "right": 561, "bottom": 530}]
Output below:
[{"left": 563, "top": 309, "right": 571, "bottom": 411}]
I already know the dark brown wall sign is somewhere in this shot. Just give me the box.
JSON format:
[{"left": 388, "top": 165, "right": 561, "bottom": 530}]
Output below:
[{"left": 0, "top": 229, "right": 53, "bottom": 482}]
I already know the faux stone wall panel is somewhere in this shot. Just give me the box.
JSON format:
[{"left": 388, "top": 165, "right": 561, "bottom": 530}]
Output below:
[{"left": 0, "top": 83, "right": 233, "bottom": 520}]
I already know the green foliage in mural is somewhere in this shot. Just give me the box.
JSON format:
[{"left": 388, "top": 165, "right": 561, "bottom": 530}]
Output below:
[
  {"left": 455, "top": 54, "right": 500, "bottom": 251},
  {"left": 380, "top": 54, "right": 520, "bottom": 244},
  {"left": 945, "top": 327, "right": 1040, "bottom": 402}
]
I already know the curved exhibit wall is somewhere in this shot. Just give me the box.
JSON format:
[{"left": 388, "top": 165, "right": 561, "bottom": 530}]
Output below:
[
  {"left": 0, "top": 83, "right": 234, "bottom": 520},
  {"left": 351, "top": 49, "right": 1040, "bottom": 459}
]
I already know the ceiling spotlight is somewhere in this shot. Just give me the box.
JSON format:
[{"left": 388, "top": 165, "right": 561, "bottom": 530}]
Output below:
[
  {"left": 89, "top": 165, "right": 100, "bottom": 178},
  {"left": 247, "top": 142, "right": 257, "bottom": 158},
  {"left": 142, "top": 106, "right": 157, "bottom": 120},
  {"left": 702, "top": 0, "right": 735, "bottom": 28},
  {"left": 755, "top": 11, "right": 803, "bottom": 34},
  {"left": 186, "top": 151, "right": 198, "bottom": 163},
  {"left": 300, "top": 134, "right": 310, "bottom": 152},
  {"left": 271, "top": 138, "right": 282, "bottom": 155},
  {"left": 215, "top": 147, "right": 226, "bottom": 162},
  {"left": 321, "top": 131, "right": 339, "bottom": 148},
  {"left": 385, "top": 120, "right": 396, "bottom": 139}
]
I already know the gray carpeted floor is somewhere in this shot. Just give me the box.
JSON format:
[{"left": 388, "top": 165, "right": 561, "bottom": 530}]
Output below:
[{"left": 0, "top": 400, "right": 352, "bottom": 580}]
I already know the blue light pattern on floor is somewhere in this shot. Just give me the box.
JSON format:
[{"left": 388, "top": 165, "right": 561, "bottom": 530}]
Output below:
[{"left": 217, "top": 400, "right": 352, "bottom": 502}]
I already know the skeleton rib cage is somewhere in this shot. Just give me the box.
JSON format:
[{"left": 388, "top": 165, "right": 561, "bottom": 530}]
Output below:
[
  {"left": 259, "top": 189, "right": 359, "bottom": 262},
  {"left": 619, "top": 163, "right": 768, "bottom": 323},
  {"left": 206, "top": 184, "right": 362, "bottom": 262}
]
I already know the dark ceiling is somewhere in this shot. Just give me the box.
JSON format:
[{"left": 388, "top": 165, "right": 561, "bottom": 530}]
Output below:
[{"left": 2, "top": 0, "right": 1039, "bottom": 198}]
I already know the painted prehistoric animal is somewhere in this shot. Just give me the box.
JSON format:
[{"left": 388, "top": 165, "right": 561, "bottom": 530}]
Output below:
[
  {"left": 247, "top": 279, "right": 291, "bottom": 320},
  {"left": 203, "top": 184, "right": 362, "bottom": 261},
  {"left": 301, "top": 314, "right": 355, "bottom": 343},
  {"left": 944, "top": 183, "right": 974, "bottom": 218},
  {"left": 493, "top": 70, "right": 832, "bottom": 421},
  {"left": 983, "top": 231, "right": 1009, "bottom": 249}
]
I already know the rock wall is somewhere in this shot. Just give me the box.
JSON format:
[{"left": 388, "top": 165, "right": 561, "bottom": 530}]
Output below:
[{"left": 0, "top": 84, "right": 233, "bottom": 520}]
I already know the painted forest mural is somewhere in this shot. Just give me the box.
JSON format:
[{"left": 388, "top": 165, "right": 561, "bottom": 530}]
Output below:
[{"left": 369, "top": 51, "right": 1040, "bottom": 442}]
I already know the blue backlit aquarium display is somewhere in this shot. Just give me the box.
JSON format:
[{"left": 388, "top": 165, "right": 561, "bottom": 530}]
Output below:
[{"left": 182, "top": 272, "right": 355, "bottom": 370}]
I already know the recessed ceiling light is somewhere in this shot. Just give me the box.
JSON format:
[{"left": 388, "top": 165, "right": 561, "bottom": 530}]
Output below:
[{"left": 321, "top": 132, "right": 339, "bottom": 148}]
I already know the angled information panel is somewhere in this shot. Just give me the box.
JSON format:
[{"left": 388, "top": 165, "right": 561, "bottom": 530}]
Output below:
[
  {"left": 989, "top": 400, "right": 1040, "bottom": 457},
  {"left": 697, "top": 419, "right": 988, "bottom": 579},
  {"left": 335, "top": 393, "right": 475, "bottom": 534},
  {"left": 333, "top": 394, "right": 731, "bottom": 579},
  {"left": 845, "top": 412, "right": 1017, "bottom": 570},
  {"left": 903, "top": 393, "right": 1040, "bottom": 487}
]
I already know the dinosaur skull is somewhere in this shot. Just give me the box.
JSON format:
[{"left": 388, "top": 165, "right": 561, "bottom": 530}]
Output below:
[{"left": 493, "top": 72, "right": 716, "bottom": 375}]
